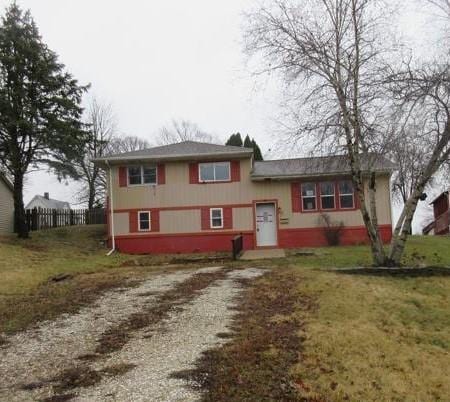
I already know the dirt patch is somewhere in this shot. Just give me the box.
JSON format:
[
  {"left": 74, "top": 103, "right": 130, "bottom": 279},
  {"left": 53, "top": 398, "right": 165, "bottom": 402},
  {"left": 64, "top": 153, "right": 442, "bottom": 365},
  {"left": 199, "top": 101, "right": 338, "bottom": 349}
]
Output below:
[
  {"left": 95, "top": 269, "right": 231, "bottom": 356},
  {"left": 41, "top": 393, "right": 77, "bottom": 402},
  {"left": 172, "top": 269, "right": 321, "bottom": 401},
  {"left": 332, "top": 266, "right": 450, "bottom": 277}
]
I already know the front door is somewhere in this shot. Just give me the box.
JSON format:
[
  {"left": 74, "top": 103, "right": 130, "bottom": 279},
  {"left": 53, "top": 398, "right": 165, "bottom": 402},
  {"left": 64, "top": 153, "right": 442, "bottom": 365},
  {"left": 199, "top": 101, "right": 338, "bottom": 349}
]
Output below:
[{"left": 255, "top": 203, "right": 277, "bottom": 247}]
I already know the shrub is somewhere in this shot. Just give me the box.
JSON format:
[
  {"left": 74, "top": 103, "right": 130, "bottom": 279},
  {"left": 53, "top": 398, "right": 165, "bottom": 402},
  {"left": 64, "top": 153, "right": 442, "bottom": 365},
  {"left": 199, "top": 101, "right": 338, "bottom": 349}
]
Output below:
[{"left": 319, "top": 213, "right": 344, "bottom": 246}]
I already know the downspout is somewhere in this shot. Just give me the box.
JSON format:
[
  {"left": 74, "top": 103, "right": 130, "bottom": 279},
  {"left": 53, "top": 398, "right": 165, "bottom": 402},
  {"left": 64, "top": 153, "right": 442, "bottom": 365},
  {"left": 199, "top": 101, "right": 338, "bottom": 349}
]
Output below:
[{"left": 106, "top": 160, "right": 116, "bottom": 256}]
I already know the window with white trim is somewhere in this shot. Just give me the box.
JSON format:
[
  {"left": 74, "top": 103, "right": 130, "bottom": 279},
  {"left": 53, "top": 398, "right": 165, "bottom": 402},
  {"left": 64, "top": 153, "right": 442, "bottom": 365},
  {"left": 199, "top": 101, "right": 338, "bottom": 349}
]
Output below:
[
  {"left": 301, "top": 183, "right": 317, "bottom": 211},
  {"left": 138, "top": 211, "right": 151, "bottom": 231},
  {"left": 339, "top": 180, "right": 354, "bottom": 209},
  {"left": 128, "top": 166, "right": 157, "bottom": 185},
  {"left": 210, "top": 208, "right": 223, "bottom": 228},
  {"left": 320, "top": 182, "right": 335, "bottom": 209},
  {"left": 199, "top": 162, "right": 230, "bottom": 182}
]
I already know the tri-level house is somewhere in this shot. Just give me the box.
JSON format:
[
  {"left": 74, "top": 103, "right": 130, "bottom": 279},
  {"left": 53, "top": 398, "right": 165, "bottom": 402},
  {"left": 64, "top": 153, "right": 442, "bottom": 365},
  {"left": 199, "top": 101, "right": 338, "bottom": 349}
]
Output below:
[{"left": 94, "top": 141, "right": 395, "bottom": 254}]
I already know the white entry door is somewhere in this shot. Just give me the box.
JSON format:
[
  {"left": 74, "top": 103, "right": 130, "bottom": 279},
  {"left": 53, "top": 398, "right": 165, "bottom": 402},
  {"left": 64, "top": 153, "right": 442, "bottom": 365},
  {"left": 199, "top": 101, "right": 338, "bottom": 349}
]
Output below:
[{"left": 255, "top": 203, "right": 277, "bottom": 247}]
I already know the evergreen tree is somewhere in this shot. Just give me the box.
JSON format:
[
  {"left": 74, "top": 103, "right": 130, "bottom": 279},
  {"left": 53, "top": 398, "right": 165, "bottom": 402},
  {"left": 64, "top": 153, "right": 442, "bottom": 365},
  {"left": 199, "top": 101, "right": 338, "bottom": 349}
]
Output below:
[
  {"left": 0, "top": 4, "right": 88, "bottom": 238},
  {"left": 225, "top": 132, "right": 243, "bottom": 147},
  {"left": 243, "top": 134, "right": 252, "bottom": 148},
  {"left": 252, "top": 139, "right": 264, "bottom": 161}
]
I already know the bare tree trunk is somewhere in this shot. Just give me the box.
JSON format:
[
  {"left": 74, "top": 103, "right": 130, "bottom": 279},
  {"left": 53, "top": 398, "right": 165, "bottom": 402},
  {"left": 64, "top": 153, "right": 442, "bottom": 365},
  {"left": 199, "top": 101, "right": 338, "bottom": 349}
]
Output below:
[{"left": 13, "top": 172, "right": 29, "bottom": 239}]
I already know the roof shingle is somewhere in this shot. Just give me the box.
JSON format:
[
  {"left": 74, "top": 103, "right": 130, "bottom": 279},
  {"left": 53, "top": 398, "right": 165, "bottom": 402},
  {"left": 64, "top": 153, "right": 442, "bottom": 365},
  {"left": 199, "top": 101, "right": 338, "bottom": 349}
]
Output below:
[
  {"left": 251, "top": 154, "right": 396, "bottom": 179},
  {"left": 95, "top": 141, "right": 254, "bottom": 163}
]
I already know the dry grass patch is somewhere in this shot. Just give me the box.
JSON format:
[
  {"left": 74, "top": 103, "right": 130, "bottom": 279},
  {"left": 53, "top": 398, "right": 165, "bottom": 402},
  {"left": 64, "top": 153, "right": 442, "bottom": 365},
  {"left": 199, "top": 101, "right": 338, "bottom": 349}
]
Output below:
[
  {"left": 291, "top": 266, "right": 450, "bottom": 401},
  {"left": 174, "top": 269, "right": 317, "bottom": 402}
]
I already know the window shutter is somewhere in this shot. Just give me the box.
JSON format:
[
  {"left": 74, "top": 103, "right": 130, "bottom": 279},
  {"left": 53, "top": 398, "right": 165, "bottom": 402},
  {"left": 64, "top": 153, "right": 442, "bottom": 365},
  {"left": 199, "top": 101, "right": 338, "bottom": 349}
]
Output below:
[
  {"left": 230, "top": 160, "right": 240, "bottom": 182},
  {"left": 201, "top": 208, "right": 210, "bottom": 230},
  {"left": 151, "top": 210, "right": 160, "bottom": 232},
  {"left": 223, "top": 207, "right": 233, "bottom": 229},
  {"left": 291, "top": 183, "right": 301, "bottom": 212},
  {"left": 157, "top": 164, "right": 165, "bottom": 184},
  {"left": 189, "top": 163, "right": 199, "bottom": 184},
  {"left": 119, "top": 167, "right": 128, "bottom": 187},
  {"left": 129, "top": 211, "right": 138, "bottom": 232}
]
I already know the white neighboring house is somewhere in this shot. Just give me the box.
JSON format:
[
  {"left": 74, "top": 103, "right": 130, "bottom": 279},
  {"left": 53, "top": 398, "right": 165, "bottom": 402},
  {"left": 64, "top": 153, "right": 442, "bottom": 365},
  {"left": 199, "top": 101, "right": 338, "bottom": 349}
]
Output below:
[
  {"left": 25, "top": 193, "right": 71, "bottom": 228},
  {"left": 26, "top": 192, "right": 70, "bottom": 210},
  {"left": 0, "top": 172, "right": 14, "bottom": 234}
]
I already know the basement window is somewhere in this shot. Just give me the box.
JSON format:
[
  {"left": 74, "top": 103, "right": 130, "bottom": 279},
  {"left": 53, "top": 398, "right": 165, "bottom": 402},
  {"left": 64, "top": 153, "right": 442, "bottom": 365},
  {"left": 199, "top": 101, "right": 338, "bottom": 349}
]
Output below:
[
  {"left": 210, "top": 208, "right": 223, "bottom": 228},
  {"left": 138, "top": 211, "right": 151, "bottom": 231}
]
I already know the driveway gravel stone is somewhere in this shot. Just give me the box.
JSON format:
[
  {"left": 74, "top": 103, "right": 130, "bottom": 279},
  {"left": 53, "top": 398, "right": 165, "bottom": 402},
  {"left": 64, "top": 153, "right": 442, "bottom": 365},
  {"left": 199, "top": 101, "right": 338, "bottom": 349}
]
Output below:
[{"left": 0, "top": 266, "right": 265, "bottom": 402}]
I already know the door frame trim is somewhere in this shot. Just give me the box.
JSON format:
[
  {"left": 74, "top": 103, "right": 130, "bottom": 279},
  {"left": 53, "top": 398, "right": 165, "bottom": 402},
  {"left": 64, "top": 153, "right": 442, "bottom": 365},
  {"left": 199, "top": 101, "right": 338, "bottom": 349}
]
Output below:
[{"left": 252, "top": 199, "right": 280, "bottom": 249}]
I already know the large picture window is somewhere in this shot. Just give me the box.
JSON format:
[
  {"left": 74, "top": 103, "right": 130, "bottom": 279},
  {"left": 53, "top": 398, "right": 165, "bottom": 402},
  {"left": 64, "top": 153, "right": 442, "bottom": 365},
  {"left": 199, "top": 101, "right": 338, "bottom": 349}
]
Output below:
[
  {"left": 128, "top": 166, "right": 157, "bottom": 185},
  {"left": 199, "top": 162, "right": 230, "bottom": 182},
  {"left": 301, "top": 183, "right": 317, "bottom": 211},
  {"left": 320, "top": 182, "right": 335, "bottom": 209},
  {"left": 339, "top": 180, "right": 354, "bottom": 209},
  {"left": 138, "top": 211, "right": 151, "bottom": 231}
]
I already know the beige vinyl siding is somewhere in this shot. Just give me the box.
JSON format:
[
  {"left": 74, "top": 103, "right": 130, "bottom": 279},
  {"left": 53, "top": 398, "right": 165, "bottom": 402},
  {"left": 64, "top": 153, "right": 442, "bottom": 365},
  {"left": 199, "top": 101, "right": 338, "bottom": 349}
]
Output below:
[
  {"left": 160, "top": 210, "right": 201, "bottom": 233},
  {"left": 110, "top": 159, "right": 393, "bottom": 236},
  {"left": 0, "top": 179, "right": 14, "bottom": 234}
]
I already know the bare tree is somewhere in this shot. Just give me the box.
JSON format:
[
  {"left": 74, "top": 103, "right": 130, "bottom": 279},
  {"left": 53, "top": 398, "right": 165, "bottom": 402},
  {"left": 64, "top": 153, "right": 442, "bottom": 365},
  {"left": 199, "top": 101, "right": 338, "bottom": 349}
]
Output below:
[
  {"left": 71, "top": 98, "right": 116, "bottom": 209},
  {"left": 106, "top": 135, "right": 151, "bottom": 155},
  {"left": 156, "top": 119, "right": 219, "bottom": 145},
  {"left": 427, "top": 0, "right": 450, "bottom": 18},
  {"left": 244, "top": 0, "right": 450, "bottom": 265}
]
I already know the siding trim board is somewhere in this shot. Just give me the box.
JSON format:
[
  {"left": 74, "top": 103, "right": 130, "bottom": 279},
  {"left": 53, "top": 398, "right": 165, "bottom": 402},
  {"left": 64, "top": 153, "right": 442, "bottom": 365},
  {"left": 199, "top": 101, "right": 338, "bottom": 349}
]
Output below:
[{"left": 111, "top": 224, "right": 393, "bottom": 254}]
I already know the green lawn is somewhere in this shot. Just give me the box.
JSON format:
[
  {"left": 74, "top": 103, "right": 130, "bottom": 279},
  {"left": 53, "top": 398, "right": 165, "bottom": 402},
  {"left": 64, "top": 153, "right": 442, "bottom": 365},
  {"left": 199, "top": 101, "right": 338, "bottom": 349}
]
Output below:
[{"left": 285, "top": 235, "right": 450, "bottom": 268}]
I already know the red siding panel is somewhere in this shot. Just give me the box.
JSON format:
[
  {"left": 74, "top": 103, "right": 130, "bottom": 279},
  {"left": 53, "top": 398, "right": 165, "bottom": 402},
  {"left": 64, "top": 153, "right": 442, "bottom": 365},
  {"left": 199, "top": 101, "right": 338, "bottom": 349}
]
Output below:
[
  {"left": 151, "top": 210, "right": 160, "bottom": 232},
  {"left": 112, "top": 225, "right": 392, "bottom": 254},
  {"left": 231, "top": 160, "right": 240, "bottom": 182},
  {"left": 201, "top": 208, "right": 210, "bottom": 230},
  {"left": 157, "top": 164, "right": 165, "bottom": 185},
  {"left": 291, "top": 183, "right": 301, "bottom": 212},
  {"left": 119, "top": 167, "right": 127, "bottom": 187},
  {"left": 189, "top": 163, "right": 199, "bottom": 184},
  {"left": 223, "top": 207, "right": 233, "bottom": 229},
  {"left": 129, "top": 211, "right": 138, "bottom": 233}
]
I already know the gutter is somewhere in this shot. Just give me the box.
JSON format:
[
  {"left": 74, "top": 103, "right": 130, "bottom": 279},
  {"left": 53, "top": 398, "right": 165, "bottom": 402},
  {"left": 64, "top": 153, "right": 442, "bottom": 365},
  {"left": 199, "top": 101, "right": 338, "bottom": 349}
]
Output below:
[{"left": 105, "top": 160, "right": 116, "bottom": 256}]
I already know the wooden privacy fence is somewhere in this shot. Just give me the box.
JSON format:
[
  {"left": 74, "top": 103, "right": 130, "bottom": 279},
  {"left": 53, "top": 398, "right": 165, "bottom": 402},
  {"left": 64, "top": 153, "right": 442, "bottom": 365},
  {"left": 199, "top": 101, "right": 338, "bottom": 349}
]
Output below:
[{"left": 24, "top": 208, "right": 106, "bottom": 231}]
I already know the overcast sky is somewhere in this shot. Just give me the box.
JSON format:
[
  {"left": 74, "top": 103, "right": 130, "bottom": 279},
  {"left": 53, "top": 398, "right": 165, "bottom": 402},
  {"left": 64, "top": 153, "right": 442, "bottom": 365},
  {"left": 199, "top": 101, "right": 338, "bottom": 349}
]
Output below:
[{"left": 1, "top": 0, "right": 445, "bottom": 231}]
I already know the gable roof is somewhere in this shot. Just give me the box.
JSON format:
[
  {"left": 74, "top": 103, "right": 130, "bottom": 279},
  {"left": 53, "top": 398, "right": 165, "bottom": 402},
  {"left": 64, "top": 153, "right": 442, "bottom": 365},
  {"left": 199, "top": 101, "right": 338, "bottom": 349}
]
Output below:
[
  {"left": 25, "top": 195, "right": 70, "bottom": 210},
  {"left": 93, "top": 141, "right": 254, "bottom": 165},
  {"left": 251, "top": 154, "right": 396, "bottom": 180},
  {"left": 0, "top": 171, "right": 13, "bottom": 192}
]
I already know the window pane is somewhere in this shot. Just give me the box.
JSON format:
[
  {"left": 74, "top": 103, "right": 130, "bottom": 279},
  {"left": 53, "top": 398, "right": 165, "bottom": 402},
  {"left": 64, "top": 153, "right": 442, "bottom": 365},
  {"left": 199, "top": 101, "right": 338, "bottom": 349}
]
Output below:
[
  {"left": 340, "top": 195, "right": 354, "bottom": 208},
  {"left": 211, "top": 209, "right": 222, "bottom": 219},
  {"left": 128, "top": 166, "right": 142, "bottom": 185},
  {"left": 212, "top": 218, "right": 222, "bottom": 227},
  {"left": 143, "top": 166, "right": 157, "bottom": 184},
  {"left": 199, "top": 163, "right": 215, "bottom": 181},
  {"left": 214, "top": 163, "right": 230, "bottom": 181},
  {"left": 320, "top": 182, "right": 334, "bottom": 196},
  {"left": 302, "top": 183, "right": 316, "bottom": 197},
  {"left": 303, "top": 197, "right": 316, "bottom": 211},
  {"left": 139, "top": 212, "right": 150, "bottom": 230},
  {"left": 339, "top": 180, "right": 353, "bottom": 195},
  {"left": 321, "top": 196, "right": 335, "bottom": 209}
]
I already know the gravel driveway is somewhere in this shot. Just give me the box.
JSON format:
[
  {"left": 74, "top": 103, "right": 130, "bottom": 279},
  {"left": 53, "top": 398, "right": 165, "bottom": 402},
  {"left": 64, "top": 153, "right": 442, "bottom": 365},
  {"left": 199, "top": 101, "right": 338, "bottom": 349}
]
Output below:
[{"left": 0, "top": 266, "right": 265, "bottom": 402}]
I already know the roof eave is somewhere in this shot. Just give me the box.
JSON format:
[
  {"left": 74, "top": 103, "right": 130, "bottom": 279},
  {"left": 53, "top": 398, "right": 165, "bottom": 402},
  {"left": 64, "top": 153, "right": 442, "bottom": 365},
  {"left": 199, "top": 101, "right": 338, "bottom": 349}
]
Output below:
[
  {"left": 92, "top": 151, "right": 253, "bottom": 166},
  {"left": 250, "top": 169, "right": 394, "bottom": 181}
]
